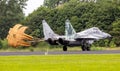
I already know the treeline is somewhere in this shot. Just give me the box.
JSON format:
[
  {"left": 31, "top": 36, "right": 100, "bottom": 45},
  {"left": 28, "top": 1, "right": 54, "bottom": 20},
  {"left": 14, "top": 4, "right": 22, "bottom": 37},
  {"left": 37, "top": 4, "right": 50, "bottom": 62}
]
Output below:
[
  {"left": 23, "top": 0, "right": 120, "bottom": 47},
  {"left": 0, "top": 0, "right": 27, "bottom": 39}
]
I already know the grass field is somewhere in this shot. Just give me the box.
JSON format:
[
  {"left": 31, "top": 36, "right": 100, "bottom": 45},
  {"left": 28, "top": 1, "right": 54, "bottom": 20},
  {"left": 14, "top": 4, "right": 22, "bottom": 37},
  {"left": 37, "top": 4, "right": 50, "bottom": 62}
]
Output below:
[
  {"left": 0, "top": 54, "right": 120, "bottom": 71},
  {"left": 0, "top": 47, "right": 120, "bottom": 52}
]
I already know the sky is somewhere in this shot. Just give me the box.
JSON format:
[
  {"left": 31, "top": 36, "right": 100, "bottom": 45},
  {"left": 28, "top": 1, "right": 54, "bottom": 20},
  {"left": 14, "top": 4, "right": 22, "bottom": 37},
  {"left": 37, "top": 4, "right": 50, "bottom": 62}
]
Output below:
[{"left": 23, "top": 0, "right": 44, "bottom": 16}]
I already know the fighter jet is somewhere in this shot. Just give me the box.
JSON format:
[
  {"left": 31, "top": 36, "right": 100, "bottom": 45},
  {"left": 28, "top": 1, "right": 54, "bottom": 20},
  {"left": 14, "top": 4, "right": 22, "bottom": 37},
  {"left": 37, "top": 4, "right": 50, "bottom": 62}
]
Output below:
[{"left": 42, "top": 20, "right": 111, "bottom": 51}]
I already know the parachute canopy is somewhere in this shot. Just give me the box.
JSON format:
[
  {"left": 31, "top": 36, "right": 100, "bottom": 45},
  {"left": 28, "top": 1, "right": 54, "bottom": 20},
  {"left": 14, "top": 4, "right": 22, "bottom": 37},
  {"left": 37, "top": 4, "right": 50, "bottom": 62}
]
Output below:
[{"left": 6, "top": 24, "right": 33, "bottom": 47}]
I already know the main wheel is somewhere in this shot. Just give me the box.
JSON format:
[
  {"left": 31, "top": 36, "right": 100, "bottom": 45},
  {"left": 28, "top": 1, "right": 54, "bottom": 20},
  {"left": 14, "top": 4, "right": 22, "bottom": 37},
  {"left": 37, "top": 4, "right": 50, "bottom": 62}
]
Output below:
[
  {"left": 86, "top": 46, "right": 90, "bottom": 51},
  {"left": 63, "top": 46, "right": 67, "bottom": 51},
  {"left": 81, "top": 45, "right": 86, "bottom": 51},
  {"left": 86, "top": 44, "right": 91, "bottom": 51}
]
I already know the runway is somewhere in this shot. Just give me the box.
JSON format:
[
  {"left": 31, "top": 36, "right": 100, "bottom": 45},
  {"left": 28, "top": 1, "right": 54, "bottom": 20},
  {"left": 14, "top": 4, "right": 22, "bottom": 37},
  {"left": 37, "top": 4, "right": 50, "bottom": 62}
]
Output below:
[{"left": 0, "top": 50, "right": 120, "bottom": 56}]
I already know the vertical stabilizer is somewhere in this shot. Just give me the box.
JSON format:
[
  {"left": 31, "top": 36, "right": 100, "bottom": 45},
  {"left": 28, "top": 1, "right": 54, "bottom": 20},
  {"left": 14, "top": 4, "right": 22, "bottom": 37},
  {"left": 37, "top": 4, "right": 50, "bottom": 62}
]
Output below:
[
  {"left": 42, "top": 20, "right": 57, "bottom": 40},
  {"left": 65, "top": 19, "right": 76, "bottom": 40}
]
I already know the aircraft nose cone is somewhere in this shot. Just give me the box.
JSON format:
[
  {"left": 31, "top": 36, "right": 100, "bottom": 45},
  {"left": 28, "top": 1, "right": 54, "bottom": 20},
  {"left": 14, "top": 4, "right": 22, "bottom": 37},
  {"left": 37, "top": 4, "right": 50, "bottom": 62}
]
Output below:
[
  {"left": 104, "top": 33, "right": 112, "bottom": 39},
  {"left": 106, "top": 33, "right": 111, "bottom": 37}
]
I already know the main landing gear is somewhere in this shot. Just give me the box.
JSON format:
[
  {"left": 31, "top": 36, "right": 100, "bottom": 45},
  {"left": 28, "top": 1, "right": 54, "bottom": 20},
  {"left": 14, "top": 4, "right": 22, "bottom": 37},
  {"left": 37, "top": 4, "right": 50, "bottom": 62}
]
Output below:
[
  {"left": 81, "top": 44, "right": 91, "bottom": 51},
  {"left": 63, "top": 46, "right": 67, "bottom": 51},
  {"left": 62, "top": 45, "right": 91, "bottom": 51}
]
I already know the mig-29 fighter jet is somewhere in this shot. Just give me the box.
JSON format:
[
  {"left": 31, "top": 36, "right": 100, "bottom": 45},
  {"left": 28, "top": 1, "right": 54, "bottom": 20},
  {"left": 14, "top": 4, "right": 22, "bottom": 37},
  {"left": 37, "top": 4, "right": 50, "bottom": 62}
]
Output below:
[{"left": 42, "top": 20, "right": 111, "bottom": 51}]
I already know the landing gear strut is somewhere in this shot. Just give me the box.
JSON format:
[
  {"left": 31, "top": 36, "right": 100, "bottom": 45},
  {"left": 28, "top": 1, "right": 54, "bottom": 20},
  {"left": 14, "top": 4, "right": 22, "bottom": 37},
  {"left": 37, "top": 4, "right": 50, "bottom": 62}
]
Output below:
[
  {"left": 86, "top": 46, "right": 90, "bottom": 51},
  {"left": 81, "top": 44, "right": 91, "bottom": 51},
  {"left": 81, "top": 45, "right": 86, "bottom": 51},
  {"left": 63, "top": 46, "right": 67, "bottom": 51}
]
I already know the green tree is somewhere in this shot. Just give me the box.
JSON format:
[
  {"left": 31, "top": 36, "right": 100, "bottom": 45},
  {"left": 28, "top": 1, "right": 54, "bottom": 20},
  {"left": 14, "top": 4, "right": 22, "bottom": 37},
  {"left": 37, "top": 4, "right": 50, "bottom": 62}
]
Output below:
[
  {"left": 44, "top": 0, "right": 70, "bottom": 8},
  {"left": 110, "top": 19, "right": 120, "bottom": 46},
  {"left": 23, "top": 7, "right": 50, "bottom": 38},
  {"left": 0, "top": 0, "right": 27, "bottom": 39}
]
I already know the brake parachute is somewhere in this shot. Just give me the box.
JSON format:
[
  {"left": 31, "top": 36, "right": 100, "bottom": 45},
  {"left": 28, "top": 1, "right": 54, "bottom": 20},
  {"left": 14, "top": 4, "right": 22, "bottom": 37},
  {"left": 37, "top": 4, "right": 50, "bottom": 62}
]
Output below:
[{"left": 6, "top": 24, "right": 33, "bottom": 47}]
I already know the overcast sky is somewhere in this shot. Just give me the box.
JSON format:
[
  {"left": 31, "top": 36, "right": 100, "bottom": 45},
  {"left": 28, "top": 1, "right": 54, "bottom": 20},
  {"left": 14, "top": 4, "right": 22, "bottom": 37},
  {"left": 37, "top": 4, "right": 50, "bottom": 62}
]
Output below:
[{"left": 23, "top": 0, "right": 44, "bottom": 16}]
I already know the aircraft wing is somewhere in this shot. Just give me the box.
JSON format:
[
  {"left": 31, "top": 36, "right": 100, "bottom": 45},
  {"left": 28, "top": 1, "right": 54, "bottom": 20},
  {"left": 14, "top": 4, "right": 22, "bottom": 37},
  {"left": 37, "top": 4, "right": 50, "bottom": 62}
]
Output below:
[{"left": 75, "top": 27, "right": 111, "bottom": 41}]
